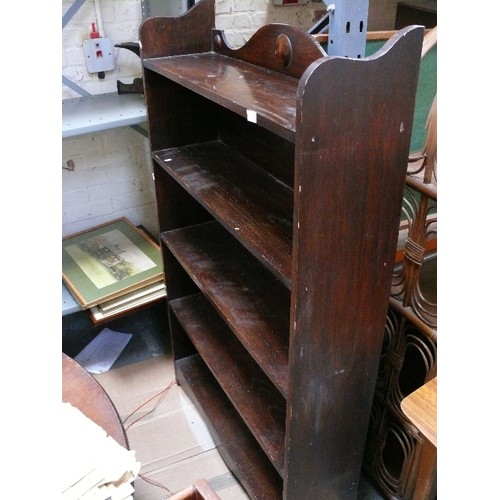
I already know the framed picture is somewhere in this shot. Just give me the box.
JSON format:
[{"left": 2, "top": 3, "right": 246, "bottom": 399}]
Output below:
[{"left": 62, "top": 218, "right": 164, "bottom": 309}]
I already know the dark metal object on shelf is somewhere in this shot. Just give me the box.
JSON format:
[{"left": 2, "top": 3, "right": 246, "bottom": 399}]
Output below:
[{"left": 115, "top": 42, "right": 144, "bottom": 94}]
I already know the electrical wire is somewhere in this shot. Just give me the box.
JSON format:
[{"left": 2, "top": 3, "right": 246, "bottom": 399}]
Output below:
[
  {"left": 120, "top": 380, "right": 177, "bottom": 495},
  {"left": 138, "top": 472, "right": 173, "bottom": 494},
  {"left": 122, "top": 379, "right": 176, "bottom": 431}
]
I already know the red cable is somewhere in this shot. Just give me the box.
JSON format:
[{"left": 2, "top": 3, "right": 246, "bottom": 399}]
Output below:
[{"left": 122, "top": 379, "right": 176, "bottom": 431}]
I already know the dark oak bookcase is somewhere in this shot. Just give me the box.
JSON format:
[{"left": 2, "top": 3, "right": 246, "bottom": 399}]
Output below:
[{"left": 140, "top": 1, "right": 423, "bottom": 498}]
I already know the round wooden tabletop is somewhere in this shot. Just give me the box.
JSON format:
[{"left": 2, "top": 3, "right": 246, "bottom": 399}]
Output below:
[{"left": 62, "top": 353, "right": 129, "bottom": 449}]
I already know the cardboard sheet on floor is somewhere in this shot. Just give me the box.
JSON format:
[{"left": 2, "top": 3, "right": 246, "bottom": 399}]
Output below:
[{"left": 94, "top": 355, "right": 250, "bottom": 499}]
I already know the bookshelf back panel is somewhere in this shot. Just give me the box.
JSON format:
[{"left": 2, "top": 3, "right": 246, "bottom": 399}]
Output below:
[{"left": 218, "top": 109, "right": 296, "bottom": 188}]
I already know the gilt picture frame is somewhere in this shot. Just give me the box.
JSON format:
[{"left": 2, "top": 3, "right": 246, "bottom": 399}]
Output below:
[{"left": 62, "top": 218, "right": 164, "bottom": 310}]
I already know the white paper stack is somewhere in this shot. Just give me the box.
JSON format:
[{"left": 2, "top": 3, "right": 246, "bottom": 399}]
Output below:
[{"left": 62, "top": 402, "right": 141, "bottom": 500}]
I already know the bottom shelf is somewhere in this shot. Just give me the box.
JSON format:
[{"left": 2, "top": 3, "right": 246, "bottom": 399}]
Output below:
[{"left": 176, "top": 354, "right": 283, "bottom": 500}]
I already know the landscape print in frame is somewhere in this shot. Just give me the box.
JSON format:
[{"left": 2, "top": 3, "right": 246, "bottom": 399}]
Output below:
[{"left": 62, "top": 218, "right": 163, "bottom": 309}]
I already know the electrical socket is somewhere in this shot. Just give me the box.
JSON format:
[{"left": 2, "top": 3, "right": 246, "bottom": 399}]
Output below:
[{"left": 83, "top": 37, "right": 115, "bottom": 73}]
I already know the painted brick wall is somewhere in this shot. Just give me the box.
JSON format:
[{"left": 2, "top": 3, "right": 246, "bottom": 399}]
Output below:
[
  {"left": 62, "top": 0, "right": 144, "bottom": 100},
  {"left": 215, "top": 0, "right": 324, "bottom": 48},
  {"left": 62, "top": 127, "right": 155, "bottom": 236},
  {"left": 62, "top": 0, "right": 396, "bottom": 238},
  {"left": 63, "top": 0, "right": 154, "bottom": 237}
]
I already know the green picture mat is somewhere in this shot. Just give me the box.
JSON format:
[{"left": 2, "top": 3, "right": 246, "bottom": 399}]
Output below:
[{"left": 62, "top": 218, "right": 164, "bottom": 309}]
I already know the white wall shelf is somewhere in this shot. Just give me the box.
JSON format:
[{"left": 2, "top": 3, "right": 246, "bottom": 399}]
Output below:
[
  {"left": 63, "top": 281, "right": 81, "bottom": 316},
  {"left": 62, "top": 92, "right": 147, "bottom": 138}
]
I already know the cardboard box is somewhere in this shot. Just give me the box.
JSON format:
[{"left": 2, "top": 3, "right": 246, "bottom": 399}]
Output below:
[{"left": 94, "top": 354, "right": 250, "bottom": 499}]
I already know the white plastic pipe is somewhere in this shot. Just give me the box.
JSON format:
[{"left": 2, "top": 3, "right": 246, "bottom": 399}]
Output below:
[{"left": 94, "top": 0, "right": 105, "bottom": 38}]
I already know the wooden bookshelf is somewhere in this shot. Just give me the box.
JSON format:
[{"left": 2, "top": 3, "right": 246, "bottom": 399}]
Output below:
[{"left": 140, "top": 1, "right": 424, "bottom": 497}]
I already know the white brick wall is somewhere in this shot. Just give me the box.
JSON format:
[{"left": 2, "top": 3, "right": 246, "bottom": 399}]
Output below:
[
  {"left": 63, "top": 0, "right": 155, "bottom": 237},
  {"left": 62, "top": 0, "right": 395, "bottom": 239},
  {"left": 215, "top": 0, "right": 322, "bottom": 47},
  {"left": 62, "top": 126, "right": 156, "bottom": 237},
  {"left": 62, "top": 0, "right": 144, "bottom": 99}
]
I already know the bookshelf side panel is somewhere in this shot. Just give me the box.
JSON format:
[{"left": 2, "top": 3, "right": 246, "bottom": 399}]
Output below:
[{"left": 285, "top": 26, "right": 424, "bottom": 499}]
